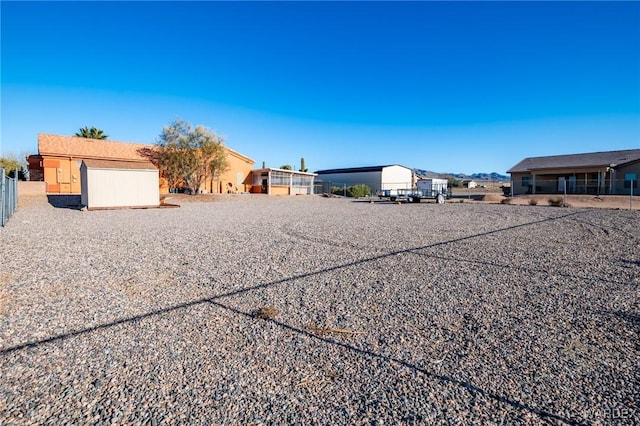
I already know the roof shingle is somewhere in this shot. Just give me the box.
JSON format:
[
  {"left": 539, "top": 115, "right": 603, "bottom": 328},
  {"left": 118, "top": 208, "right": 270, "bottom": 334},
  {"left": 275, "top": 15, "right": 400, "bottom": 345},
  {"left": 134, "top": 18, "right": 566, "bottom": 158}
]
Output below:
[
  {"left": 82, "top": 159, "right": 157, "bottom": 170},
  {"left": 38, "top": 134, "right": 152, "bottom": 161},
  {"left": 507, "top": 149, "right": 640, "bottom": 173},
  {"left": 37, "top": 134, "right": 254, "bottom": 165}
]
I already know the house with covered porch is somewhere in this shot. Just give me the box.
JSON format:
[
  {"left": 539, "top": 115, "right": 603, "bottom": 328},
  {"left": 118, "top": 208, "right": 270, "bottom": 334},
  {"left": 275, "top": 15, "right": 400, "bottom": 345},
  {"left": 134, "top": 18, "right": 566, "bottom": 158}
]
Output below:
[
  {"left": 507, "top": 149, "right": 640, "bottom": 195},
  {"left": 250, "top": 167, "right": 316, "bottom": 195}
]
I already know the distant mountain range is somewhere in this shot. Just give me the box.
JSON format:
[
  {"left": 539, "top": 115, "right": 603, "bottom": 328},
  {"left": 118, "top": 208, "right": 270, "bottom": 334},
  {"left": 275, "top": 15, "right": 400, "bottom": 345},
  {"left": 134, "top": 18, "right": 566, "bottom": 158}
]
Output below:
[{"left": 413, "top": 169, "right": 509, "bottom": 181}]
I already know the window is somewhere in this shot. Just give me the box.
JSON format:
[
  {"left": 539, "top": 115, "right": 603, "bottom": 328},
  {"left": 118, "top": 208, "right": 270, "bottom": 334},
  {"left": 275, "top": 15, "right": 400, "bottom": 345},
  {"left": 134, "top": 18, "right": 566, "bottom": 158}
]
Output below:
[
  {"left": 521, "top": 176, "right": 530, "bottom": 186},
  {"left": 292, "top": 175, "right": 312, "bottom": 186},
  {"left": 624, "top": 173, "right": 638, "bottom": 189},
  {"left": 271, "top": 171, "right": 290, "bottom": 186}
]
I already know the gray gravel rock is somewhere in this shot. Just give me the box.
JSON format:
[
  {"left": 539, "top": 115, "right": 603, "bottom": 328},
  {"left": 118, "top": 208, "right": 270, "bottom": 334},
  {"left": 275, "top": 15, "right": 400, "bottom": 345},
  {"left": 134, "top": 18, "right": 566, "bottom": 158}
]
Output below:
[{"left": 1, "top": 195, "right": 638, "bottom": 424}]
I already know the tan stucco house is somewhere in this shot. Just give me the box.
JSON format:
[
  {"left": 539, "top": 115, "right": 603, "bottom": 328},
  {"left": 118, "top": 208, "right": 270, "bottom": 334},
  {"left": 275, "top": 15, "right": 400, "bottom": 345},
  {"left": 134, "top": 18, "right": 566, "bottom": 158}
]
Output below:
[{"left": 27, "top": 134, "right": 255, "bottom": 195}]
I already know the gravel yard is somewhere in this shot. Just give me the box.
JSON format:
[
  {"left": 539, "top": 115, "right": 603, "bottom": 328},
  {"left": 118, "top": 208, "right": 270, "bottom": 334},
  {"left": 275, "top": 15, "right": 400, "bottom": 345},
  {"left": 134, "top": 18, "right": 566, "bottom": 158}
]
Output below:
[{"left": 1, "top": 195, "right": 638, "bottom": 425}]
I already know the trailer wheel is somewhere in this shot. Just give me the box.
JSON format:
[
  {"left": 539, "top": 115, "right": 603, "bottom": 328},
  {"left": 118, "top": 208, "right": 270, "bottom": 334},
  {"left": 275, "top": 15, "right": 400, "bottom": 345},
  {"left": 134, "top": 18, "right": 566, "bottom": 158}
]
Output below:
[
  {"left": 436, "top": 193, "right": 445, "bottom": 204},
  {"left": 390, "top": 196, "right": 397, "bottom": 202}
]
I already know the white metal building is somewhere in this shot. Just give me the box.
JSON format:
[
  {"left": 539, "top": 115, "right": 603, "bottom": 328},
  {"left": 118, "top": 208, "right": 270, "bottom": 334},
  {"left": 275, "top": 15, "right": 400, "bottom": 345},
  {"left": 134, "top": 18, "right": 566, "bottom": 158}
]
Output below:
[
  {"left": 81, "top": 160, "right": 159, "bottom": 209},
  {"left": 314, "top": 165, "right": 414, "bottom": 194}
]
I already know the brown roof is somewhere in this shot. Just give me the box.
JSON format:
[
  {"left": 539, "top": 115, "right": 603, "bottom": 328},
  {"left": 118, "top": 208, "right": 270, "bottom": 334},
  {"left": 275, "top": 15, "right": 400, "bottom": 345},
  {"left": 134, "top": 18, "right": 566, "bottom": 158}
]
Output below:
[
  {"left": 82, "top": 159, "right": 157, "bottom": 170},
  {"left": 507, "top": 149, "right": 640, "bottom": 173},
  {"left": 38, "top": 134, "right": 152, "bottom": 161},
  {"left": 38, "top": 133, "right": 254, "bottom": 164}
]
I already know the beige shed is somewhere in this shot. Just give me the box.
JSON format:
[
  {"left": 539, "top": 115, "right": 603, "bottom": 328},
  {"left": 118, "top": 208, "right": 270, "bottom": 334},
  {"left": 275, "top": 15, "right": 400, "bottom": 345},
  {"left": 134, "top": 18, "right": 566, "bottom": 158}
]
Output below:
[{"left": 80, "top": 160, "right": 159, "bottom": 209}]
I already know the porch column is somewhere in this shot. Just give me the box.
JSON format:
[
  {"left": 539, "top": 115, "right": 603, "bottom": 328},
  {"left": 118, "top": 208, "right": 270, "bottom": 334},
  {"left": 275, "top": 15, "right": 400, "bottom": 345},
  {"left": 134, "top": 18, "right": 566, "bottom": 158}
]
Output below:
[
  {"left": 597, "top": 170, "right": 602, "bottom": 195},
  {"left": 532, "top": 174, "right": 536, "bottom": 194},
  {"left": 584, "top": 173, "right": 588, "bottom": 194},
  {"left": 267, "top": 171, "right": 271, "bottom": 195},
  {"left": 610, "top": 169, "right": 616, "bottom": 194}
]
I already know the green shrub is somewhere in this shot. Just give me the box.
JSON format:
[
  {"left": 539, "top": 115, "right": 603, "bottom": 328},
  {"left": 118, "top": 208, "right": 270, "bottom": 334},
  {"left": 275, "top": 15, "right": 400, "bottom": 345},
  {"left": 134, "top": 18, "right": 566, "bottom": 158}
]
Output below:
[
  {"left": 330, "top": 184, "right": 371, "bottom": 198},
  {"left": 528, "top": 199, "right": 538, "bottom": 206},
  {"left": 0, "top": 157, "right": 23, "bottom": 178},
  {"left": 347, "top": 184, "right": 371, "bottom": 198},
  {"left": 449, "top": 178, "right": 462, "bottom": 188}
]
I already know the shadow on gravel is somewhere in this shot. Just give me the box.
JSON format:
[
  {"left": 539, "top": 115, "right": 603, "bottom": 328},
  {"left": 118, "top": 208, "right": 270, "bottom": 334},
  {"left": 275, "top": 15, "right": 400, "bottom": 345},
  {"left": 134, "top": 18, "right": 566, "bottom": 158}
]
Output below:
[
  {"left": 208, "top": 300, "right": 586, "bottom": 426},
  {"left": 47, "top": 195, "right": 82, "bottom": 209},
  {"left": 596, "top": 310, "right": 640, "bottom": 333},
  {"left": 1, "top": 210, "right": 591, "bottom": 425},
  {"left": 408, "top": 252, "right": 633, "bottom": 286}
]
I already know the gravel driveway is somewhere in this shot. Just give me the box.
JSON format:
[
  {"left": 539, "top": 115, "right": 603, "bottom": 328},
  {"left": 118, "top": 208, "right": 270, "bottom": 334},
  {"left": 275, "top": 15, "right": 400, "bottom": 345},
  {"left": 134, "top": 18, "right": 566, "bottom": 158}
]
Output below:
[{"left": 1, "top": 195, "right": 638, "bottom": 425}]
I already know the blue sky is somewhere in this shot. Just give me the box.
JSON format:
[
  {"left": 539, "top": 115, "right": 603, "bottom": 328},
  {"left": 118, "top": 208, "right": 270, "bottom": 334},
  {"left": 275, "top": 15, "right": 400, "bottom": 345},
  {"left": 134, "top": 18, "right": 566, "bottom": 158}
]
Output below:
[{"left": 1, "top": 1, "right": 639, "bottom": 174}]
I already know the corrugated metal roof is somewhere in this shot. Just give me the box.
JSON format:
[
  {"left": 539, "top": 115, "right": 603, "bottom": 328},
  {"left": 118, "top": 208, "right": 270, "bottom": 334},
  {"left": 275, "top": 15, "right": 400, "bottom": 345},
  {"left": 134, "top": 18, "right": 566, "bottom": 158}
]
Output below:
[
  {"left": 507, "top": 149, "right": 640, "bottom": 173},
  {"left": 315, "top": 165, "right": 405, "bottom": 174},
  {"left": 82, "top": 159, "right": 157, "bottom": 170}
]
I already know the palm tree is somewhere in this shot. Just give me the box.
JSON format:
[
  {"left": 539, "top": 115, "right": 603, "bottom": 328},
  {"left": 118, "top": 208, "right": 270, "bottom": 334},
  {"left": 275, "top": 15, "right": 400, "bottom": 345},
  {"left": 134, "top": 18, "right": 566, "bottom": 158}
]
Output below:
[{"left": 75, "top": 126, "right": 109, "bottom": 139}]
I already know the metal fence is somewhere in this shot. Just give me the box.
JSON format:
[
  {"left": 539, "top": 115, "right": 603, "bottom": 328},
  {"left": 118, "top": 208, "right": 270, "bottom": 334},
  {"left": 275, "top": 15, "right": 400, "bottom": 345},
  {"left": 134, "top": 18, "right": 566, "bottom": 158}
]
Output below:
[
  {"left": 313, "top": 181, "right": 374, "bottom": 197},
  {"left": 1, "top": 168, "right": 19, "bottom": 227},
  {"left": 314, "top": 181, "right": 341, "bottom": 195},
  {"left": 511, "top": 177, "right": 638, "bottom": 196}
]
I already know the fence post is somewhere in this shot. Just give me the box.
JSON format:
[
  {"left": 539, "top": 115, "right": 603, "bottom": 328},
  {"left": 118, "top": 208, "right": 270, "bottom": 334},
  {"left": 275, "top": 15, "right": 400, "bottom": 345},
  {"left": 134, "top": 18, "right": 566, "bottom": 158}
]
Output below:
[
  {"left": 0, "top": 167, "right": 19, "bottom": 227},
  {"left": 631, "top": 180, "right": 634, "bottom": 211},
  {"left": 14, "top": 170, "right": 18, "bottom": 215},
  {"left": 1, "top": 168, "right": 5, "bottom": 227}
]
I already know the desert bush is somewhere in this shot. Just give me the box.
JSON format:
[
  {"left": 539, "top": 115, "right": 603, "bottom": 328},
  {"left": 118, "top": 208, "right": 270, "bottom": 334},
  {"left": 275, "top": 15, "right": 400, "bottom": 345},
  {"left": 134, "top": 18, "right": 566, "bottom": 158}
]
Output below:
[
  {"left": 254, "top": 306, "right": 278, "bottom": 319},
  {"left": 548, "top": 197, "right": 569, "bottom": 207},
  {"left": 332, "top": 184, "right": 371, "bottom": 198},
  {"left": 449, "top": 177, "right": 462, "bottom": 188},
  {"left": 500, "top": 198, "right": 512, "bottom": 204},
  {"left": 347, "top": 184, "right": 371, "bottom": 198},
  {"left": 528, "top": 199, "right": 538, "bottom": 206}
]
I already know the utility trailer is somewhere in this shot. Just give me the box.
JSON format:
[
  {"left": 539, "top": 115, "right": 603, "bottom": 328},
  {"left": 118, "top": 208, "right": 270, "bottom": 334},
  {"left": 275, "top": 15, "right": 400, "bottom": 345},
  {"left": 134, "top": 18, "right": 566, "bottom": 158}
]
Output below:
[{"left": 377, "top": 178, "right": 451, "bottom": 204}]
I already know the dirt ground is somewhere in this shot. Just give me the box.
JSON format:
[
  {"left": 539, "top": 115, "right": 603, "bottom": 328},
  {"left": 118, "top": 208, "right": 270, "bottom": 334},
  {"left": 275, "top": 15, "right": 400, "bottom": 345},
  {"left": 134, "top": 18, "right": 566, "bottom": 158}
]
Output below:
[
  {"left": 158, "top": 191, "right": 640, "bottom": 211},
  {"left": 453, "top": 192, "right": 640, "bottom": 211}
]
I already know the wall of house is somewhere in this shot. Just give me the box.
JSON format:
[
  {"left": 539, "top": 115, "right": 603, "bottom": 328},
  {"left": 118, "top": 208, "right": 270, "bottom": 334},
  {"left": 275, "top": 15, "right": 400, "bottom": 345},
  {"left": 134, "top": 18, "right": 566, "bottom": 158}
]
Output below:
[
  {"left": 614, "top": 162, "right": 640, "bottom": 195},
  {"left": 27, "top": 157, "right": 44, "bottom": 181},
  {"left": 42, "top": 157, "right": 82, "bottom": 193},
  {"left": 205, "top": 151, "right": 254, "bottom": 194},
  {"left": 510, "top": 172, "right": 528, "bottom": 195},
  {"left": 270, "top": 186, "right": 290, "bottom": 196}
]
